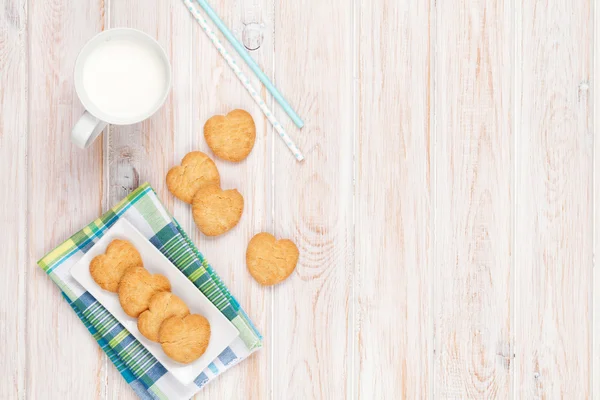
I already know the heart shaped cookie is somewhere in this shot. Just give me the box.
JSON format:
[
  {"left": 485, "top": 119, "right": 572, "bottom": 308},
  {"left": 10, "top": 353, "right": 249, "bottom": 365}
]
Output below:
[
  {"left": 118, "top": 266, "right": 171, "bottom": 317},
  {"left": 159, "top": 314, "right": 211, "bottom": 364},
  {"left": 246, "top": 232, "right": 299, "bottom": 286},
  {"left": 204, "top": 109, "right": 256, "bottom": 162},
  {"left": 89, "top": 239, "right": 143, "bottom": 292},
  {"left": 166, "top": 151, "right": 221, "bottom": 203},
  {"left": 138, "top": 292, "right": 189, "bottom": 342},
  {"left": 192, "top": 184, "right": 244, "bottom": 236}
]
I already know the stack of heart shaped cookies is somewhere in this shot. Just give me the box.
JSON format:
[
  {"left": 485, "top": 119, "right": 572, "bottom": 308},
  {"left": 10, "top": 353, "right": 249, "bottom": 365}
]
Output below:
[
  {"left": 167, "top": 151, "right": 244, "bottom": 236},
  {"left": 90, "top": 239, "right": 211, "bottom": 364},
  {"left": 166, "top": 109, "right": 300, "bottom": 287}
]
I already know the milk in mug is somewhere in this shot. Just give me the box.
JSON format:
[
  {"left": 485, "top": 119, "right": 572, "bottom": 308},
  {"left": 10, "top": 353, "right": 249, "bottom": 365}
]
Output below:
[
  {"left": 71, "top": 29, "right": 172, "bottom": 148},
  {"left": 82, "top": 37, "right": 169, "bottom": 119}
]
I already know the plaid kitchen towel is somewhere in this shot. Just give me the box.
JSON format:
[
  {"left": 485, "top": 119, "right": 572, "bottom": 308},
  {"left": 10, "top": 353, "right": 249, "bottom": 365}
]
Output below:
[{"left": 37, "top": 183, "right": 262, "bottom": 400}]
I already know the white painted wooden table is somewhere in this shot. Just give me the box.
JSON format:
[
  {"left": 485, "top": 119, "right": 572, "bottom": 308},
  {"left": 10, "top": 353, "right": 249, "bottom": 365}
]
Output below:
[{"left": 0, "top": 0, "right": 597, "bottom": 398}]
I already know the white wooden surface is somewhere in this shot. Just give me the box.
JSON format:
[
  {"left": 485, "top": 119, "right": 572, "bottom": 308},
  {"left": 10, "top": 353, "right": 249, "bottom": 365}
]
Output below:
[
  {"left": 0, "top": 0, "right": 596, "bottom": 399},
  {"left": 515, "top": 1, "right": 592, "bottom": 398},
  {"left": 434, "top": 0, "right": 513, "bottom": 397},
  {"left": 356, "top": 1, "right": 431, "bottom": 398}
]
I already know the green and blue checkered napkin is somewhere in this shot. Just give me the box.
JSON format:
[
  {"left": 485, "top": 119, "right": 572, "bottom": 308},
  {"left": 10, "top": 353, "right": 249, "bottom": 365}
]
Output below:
[{"left": 38, "top": 183, "right": 262, "bottom": 400}]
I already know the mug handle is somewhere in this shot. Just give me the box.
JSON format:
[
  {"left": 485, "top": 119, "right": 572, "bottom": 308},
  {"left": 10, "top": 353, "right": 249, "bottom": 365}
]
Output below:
[{"left": 71, "top": 111, "right": 107, "bottom": 149}]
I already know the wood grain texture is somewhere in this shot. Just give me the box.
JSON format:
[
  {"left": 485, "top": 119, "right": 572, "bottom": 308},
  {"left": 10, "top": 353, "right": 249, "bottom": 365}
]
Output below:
[
  {"left": 26, "top": 0, "right": 106, "bottom": 398},
  {"left": 594, "top": 0, "right": 599, "bottom": 396},
  {"left": 356, "top": 0, "right": 432, "bottom": 398},
  {"left": 0, "top": 0, "right": 27, "bottom": 398},
  {"left": 514, "top": 0, "right": 592, "bottom": 398},
  {"left": 1, "top": 0, "right": 598, "bottom": 398},
  {"left": 187, "top": 0, "right": 273, "bottom": 398},
  {"left": 272, "top": 1, "right": 353, "bottom": 398},
  {"left": 433, "top": 0, "right": 513, "bottom": 397}
]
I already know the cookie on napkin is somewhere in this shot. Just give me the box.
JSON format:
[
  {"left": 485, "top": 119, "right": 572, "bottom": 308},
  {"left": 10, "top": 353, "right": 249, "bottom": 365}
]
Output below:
[
  {"left": 89, "top": 239, "right": 143, "bottom": 292},
  {"left": 159, "top": 314, "right": 211, "bottom": 364},
  {"left": 246, "top": 232, "right": 299, "bottom": 286},
  {"left": 204, "top": 109, "right": 256, "bottom": 162},
  {"left": 192, "top": 184, "right": 244, "bottom": 236},
  {"left": 118, "top": 266, "right": 171, "bottom": 317},
  {"left": 166, "top": 151, "right": 221, "bottom": 204},
  {"left": 138, "top": 292, "right": 190, "bottom": 342}
]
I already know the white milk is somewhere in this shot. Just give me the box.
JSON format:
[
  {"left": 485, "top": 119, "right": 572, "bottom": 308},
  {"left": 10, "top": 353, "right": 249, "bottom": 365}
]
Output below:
[{"left": 82, "top": 37, "right": 169, "bottom": 119}]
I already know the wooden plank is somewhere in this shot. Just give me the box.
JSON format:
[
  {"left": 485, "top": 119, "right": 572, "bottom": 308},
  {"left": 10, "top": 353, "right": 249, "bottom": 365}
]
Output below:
[
  {"left": 27, "top": 0, "right": 106, "bottom": 398},
  {"left": 272, "top": 1, "right": 353, "bottom": 398},
  {"left": 105, "top": 0, "right": 187, "bottom": 397},
  {"left": 355, "top": 0, "right": 432, "bottom": 398},
  {"left": 106, "top": 0, "right": 273, "bottom": 397},
  {"left": 106, "top": 0, "right": 177, "bottom": 207},
  {"left": 433, "top": 0, "right": 513, "bottom": 397},
  {"left": 594, "top": 0, "right": 600, "bottom": 396},
  {"left": 187, "top": 0, "right": 273, "bottom": 398},
  {"left": 514, "top": 0, "right": 592, "bottom": 398},
  {"left": 0, "top": 0, "right": 27, "bottom": 398}
]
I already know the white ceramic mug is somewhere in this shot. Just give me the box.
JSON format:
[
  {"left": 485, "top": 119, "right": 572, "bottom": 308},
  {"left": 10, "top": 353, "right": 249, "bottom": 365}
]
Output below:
[{"left": 72, "top": 28, "right": 172, "bottom": 148}]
